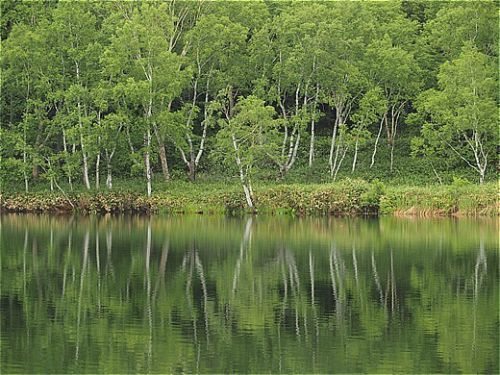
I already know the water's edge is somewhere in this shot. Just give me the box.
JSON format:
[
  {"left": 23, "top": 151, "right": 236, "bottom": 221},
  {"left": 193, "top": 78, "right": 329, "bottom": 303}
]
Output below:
[{"left": 1, "top": 182, "right": 497, "bottom": 217}]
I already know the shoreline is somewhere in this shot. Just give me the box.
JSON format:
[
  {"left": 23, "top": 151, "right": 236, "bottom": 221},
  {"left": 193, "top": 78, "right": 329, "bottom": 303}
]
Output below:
[{"left": 1, "top": 181, "right": 497, "bottom": 217}]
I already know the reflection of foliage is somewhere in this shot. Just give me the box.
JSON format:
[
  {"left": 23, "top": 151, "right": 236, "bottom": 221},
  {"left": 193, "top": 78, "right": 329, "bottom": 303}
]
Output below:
[{"left": 1, "top": 215, "right": 498, "bottom": 373}]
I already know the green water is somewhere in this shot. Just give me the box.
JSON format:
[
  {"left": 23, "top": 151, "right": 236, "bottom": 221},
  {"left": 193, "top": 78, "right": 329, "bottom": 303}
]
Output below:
[{"left": 1, "top": 215, "right": 498, "bottom": 374}]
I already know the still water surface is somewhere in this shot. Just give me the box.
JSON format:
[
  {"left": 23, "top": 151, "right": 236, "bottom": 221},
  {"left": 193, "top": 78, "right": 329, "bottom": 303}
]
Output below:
[{"left": 1, "top": 215, "right": 498, "bottom": 373}]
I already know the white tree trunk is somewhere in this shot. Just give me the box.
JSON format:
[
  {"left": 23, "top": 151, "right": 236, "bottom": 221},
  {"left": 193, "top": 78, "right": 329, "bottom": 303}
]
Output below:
[
  {"left": 352, "top": 138, "right": 359, "bottom": 173},
  {"left": 106, "top": 161, "right": 113, "bottom": 190},
  {"left": 144, "top": 128, "right": 152, "bottom": 198},
  {"left": 333, "top": 145, "right": 348, "bottom": 181},
  {"left": 62, "top": 129, "right": 73, "bottom": 191},
  {"left": 78, "top": 101, "right": 90, "bottom": 190},
  {"left": 232, "top": 134, "right": 254, "bottom": 209},
  {"left": 331, "top": 140, "right": 340, "bottom": 176},
  {"left": 309, "top": 118, "right": 315, "bottom": 168},
  {"left": 75, "top": 61, "right": 90, "bottom": 190},
  {"left": 329, "top": 105, "right": 343, "bottom": 175},
  {"left": 370, "top": 114, "right": 385, "bottom": 168},
  {"left": 23, "top": 147, "right": 28, "bottom": 193},
  {"left": 242, "top": 184, "right": 254, "bottom": 209},
  {"left": 95, "top": 151, "right": 100, "bottom": 190},
  {"left": 308, "top": 80, "right": 319, "bottom": 168},
  {"left": 95, "top": 112, "right": 102, "bottom": 190},
  {"left": 103, "top": 126, "right": 120, "bottom": 191},
  {"left": 152, "top": 121, "right": 170, "bottom": 181},
  {"left": 479, "top": 166, "right": 485, "bottom": 184},
  {"left": 447, "top": 134, "right": 488, "bottom": 185},
  {"left": 329, "top": 119, "right": 338, "bottom": 175},
  {"left": 387, "top": 102, "right": 404, "bottom": 173},
  {"left": 194, "top": 77, "right": 211, "bottom": 169}
]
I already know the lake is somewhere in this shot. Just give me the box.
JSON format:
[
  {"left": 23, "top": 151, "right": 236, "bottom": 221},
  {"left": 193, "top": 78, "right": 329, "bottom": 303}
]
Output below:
[{"left": 1, "top": 214, "right": 498, "bottom": 374}]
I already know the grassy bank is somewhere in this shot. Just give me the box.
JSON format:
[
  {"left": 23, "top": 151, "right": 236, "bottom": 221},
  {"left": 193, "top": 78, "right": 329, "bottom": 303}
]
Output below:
[{"left": 1, "top": 179, "right": 497, "bottom": 217}]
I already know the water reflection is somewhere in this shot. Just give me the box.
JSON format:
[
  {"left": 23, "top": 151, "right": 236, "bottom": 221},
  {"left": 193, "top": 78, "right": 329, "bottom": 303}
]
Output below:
[{"left": 1, "top": 215, "right": 498, "bottom": 374}]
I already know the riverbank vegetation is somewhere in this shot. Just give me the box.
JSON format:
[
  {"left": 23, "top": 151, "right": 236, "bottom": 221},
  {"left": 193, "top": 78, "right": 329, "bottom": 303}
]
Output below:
[
  {"left": 1, "top": 179, "right": 497, "bottom": 217},
  {"left": 1, "top": 1, "right": 498, "bottom": 210}
]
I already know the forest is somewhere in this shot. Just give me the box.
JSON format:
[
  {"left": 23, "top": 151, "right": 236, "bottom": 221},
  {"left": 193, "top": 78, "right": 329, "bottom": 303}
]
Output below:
[{"left": 1, "top": 0, "right": 498, "bottom": 208}]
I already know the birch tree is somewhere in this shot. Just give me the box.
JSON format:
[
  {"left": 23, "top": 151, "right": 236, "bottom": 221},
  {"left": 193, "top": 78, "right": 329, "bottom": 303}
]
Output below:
[
  {"left": 270, "top": 3, "right": 326, "bottom": 177},
  {"left": 216, "top": 95, "right": 279, "bottom": 209},
  {"left": 318, "top": 3, "right": 369, "bottom": 177},
  {"left": 50, "top": 4, "right": 101, "bottom": 190},
  {"left": 350, "top": 88, "right": 386, "bottom": 173},
  {"left": 415, "top": 45, "right": 497, "bottom": 184},
  {"left": 98, "top": 107, "right": 126, "bottom": 190},
  {"left": 104, "top": 3, "right": 189, "bottom": 196},
  {"left": 2, "top": 24, "right": 45, "bottom": 191},
  {"left": 364, "top": 36, "right": 421, "bottom": 172},
  {"left": 177, "top": 14, "right": 246, "bottom": 181}
]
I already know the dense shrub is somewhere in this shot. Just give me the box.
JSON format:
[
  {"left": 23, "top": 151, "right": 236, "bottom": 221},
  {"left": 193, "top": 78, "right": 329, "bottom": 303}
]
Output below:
[{"left": 2, "top": 179, "right": 495, "bottom": 217}]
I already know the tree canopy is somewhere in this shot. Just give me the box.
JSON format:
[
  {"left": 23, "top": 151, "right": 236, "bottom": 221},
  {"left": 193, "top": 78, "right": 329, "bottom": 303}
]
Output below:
[{"left": 1, "top": 0, "right": 498, "bottom": 200}]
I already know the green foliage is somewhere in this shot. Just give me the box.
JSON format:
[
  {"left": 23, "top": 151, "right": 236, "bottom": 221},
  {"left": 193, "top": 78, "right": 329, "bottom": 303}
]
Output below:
[
  {"left": 379, "top": 182, "right": 497, "bottom": 216},
  {"left": 414, "top": 44, "right": 498, "bottom": 183},
  {"left": 1, "top": 179, "right": 496, "bottom": 217},
  {"left": 0, "top": 1, "right": 498, "bottom": 193}
]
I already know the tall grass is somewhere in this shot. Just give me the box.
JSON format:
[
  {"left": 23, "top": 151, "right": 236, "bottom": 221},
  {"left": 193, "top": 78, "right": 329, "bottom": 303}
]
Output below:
[{"left": 1, "top": 179, "right": 497, "bottom": 217}]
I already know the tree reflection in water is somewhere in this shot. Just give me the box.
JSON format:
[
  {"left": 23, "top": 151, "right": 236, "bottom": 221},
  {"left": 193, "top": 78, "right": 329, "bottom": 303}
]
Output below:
[{"left": 1, "top": 215, "right": 498, "bottom": 374}]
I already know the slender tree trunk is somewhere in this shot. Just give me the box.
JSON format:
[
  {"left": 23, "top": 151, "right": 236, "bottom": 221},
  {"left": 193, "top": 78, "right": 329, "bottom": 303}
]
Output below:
[
  {"left": 126, "top": 127, "right": 135, "bottom": 153},
  {"left": 144, "top": 128, "right": 152, "bottom": 198},
  {"left": 188, "top": 160, "right": 196, "bottom": 182},
  {"left": 308, "top": 84, "right": 319, "bottom": 168},
  {"left": 75, "top": 61, "right": 90, "bottom": 190},
  {"left": 184, "top": 74, "right": 199, "bottom": 182},
  {"left": 158, "top": 143, "right": 170, "bottom": 181},
  {"left": 242, "top": 180, "right": 254, "bottom": 209},
  {"left": 352, "top": 138, "right": 359, "bottom": 173},
  {"left": 192, "top": 77, "right": 211, "bottom": 179},
  {"left": 95, "top": 149, "right": 100, "bottom": 190},
  {"left": 62, "top": 129, "right": 73, "bottom": 191},
  {"left": 329, "top": 104, "right": 343, "bottom": 175},
  {"left": 333, "top": 145, "right": 348, "bottom": 181},
  {"left": 309, "top": 117, "right": 315, "bottom": 168},
  {"left": 328, "top": 118, "right": 338, "bottom": 175},
  {"left": 279, "top": 86, "right": 302, "bottom": 178},
  {"left": 232, "top": 134, "right": 253, "bottom": 209},
  {"left": 106, "top": 159, "right": 113, "bottom": 190},
  {"left": 370, "top": 114, "right": 386, "bottom": 168},
  {"left": 95, "top": 113, "right": 101, "bottom": 190},
  {"left": 23, "top": 80, "right": 30, "bottom": 192},
  {"left": 152, "top": 121, "right": 170, "bottom": 181},
  {"left": 447, "top": 130, "right": 488, "bottom": 185},
  {"left": 285, "top": 85, "right": 303, "bottom": 175},
  {"left": 79, "top": 109, "right": 91, "bottom": 190},
  {"left": 388, "top": 103, "right": 404, "bottom": 173},
  {"left": 430, "top": 162, "right": 442, "bottom": 185},
  {"left": 284, "top": 132, "right": 300, "bottom": 176},
  {"left": 331, "top": 125, "right": 343, "bottom": 177},
  {"left": 23, "top": 145, "right": 29, "bottom": 193},
  {"left": 388, "top": 107, "right": 395, "bottom": 173}
]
